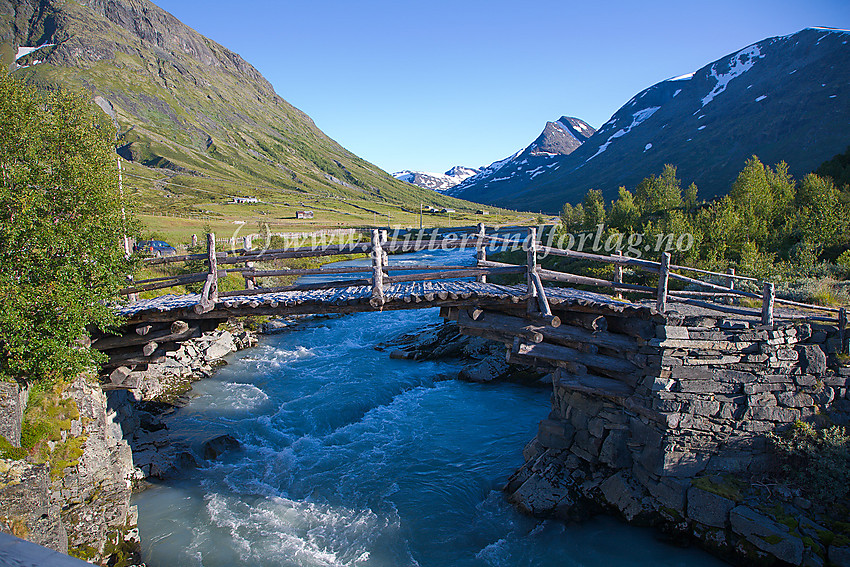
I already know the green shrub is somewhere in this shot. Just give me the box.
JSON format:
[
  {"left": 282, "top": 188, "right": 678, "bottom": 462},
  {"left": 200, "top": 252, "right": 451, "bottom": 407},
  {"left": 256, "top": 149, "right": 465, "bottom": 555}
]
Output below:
[
  {"left": 767, "top": 420, "right": 850, "bottom": 504},
  {"left": 0, "top": 436, "right": 26, "bottom": 460},
  {"left": 0, "top": 72, "right": 137, "bottom": 384}
]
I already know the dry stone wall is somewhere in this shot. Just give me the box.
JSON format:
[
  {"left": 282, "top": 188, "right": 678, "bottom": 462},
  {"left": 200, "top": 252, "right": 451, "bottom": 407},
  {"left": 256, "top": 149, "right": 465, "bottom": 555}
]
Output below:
[
  {"left": 0, "top": 382, "right": 28, "bottom": 447},
  {"left": 501, "top": 306, "right": 848, "bottom": 567}
]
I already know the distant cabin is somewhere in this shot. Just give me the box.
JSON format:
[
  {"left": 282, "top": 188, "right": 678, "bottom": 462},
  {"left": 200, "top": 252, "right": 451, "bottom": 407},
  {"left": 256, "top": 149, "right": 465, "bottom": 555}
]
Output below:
[
  {"left": 476, "top": 210, "right": 489, "bottom": 215},
  {"left": 296, "top": 210, "right": 314, "bottom": 219},
  {"left": 229, "top": 196, "right": 259, "bottom": 204}
]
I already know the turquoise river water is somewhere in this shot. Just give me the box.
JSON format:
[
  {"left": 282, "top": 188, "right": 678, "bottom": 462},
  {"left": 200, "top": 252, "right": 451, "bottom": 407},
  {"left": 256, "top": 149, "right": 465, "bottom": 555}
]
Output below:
[{"left": 133, "top": 249, "right": 727, "bottom": 566}]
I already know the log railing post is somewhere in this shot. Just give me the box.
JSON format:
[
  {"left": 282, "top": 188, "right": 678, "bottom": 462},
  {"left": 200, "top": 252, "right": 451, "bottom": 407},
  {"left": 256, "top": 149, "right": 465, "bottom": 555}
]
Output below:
[
  {"left": 381, "top": 230, "right": 389, "bottom": 268},
  {"left": 613, "top": 250, "right": 623, "bottom": 300},
  {"left": 527, "top": 227, "right": 538, "bottom": 313},
  {"left": 127, "top": 275, "right": 138, "bottom": 303},
  {"left": 243, "top": 235, "right": 255, "bottom": 290},
  {"left": 727, "top": 268, "right": 736, "bottom": 305},
  {"left": 839, "top": 307, "right": 846, "bottom": 354},
  {"left": 370, "top": 229, "right": 385, "bottom": 309},
  {"left": 531, "top": 271, "right": 553, "bottom": 317},
  {"left": 762, "top": 282, "right": 775, "bottom": 326},
  {"left": 208, "top": 232, "right": 219, "bottom": 302},
  {"left": 656, "top": 252, "right": 670, "bottom": 313},
  {"left": 195, "top": 233, "right": 219, "bottom": 313},
  {"left": 476, "top": 222, "right": 487, "bottom": 283}
]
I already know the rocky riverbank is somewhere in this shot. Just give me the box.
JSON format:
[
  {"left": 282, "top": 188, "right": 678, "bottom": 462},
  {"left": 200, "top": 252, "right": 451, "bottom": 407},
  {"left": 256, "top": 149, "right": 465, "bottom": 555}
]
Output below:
[
  {"left": 110, "top": 323, "right": 259, "bottom": 483},
  {"left": 376, "top": 320, "right": 547, "bottom": 384},
  {"left": 0, "top": 375, "right": 140, "bottom": 565},
  {"left": 0, "top": 321, "right": 260, "bottom": 565}
]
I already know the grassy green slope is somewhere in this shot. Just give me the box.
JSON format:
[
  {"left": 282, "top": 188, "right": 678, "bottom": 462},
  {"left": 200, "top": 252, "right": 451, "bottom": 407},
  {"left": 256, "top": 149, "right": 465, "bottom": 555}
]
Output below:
[{"left": 0, "top": 0, "right": 522, "bottom": 240}]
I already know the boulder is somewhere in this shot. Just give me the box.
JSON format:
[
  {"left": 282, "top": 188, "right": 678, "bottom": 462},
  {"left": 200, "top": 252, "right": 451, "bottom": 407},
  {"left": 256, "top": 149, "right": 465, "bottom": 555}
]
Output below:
[
  {"left": 522, "top": 437, "right": 545, "bottom": 462},
  {"left": 730, "top": 505, "right": 803, "bottom": 565},
  {"left": 109, "top": 367, "right": 143, "bottom": 389},
  {"left": 260, "top": 319, "right": 290, "bottom": 334},
  {"left": 640, "top": 472, "right": 688, "bottom": 513},
  {"left": 172, "top": 451, "right": 199, "bottom": 473},
  {"left": 204, "top": 338, "right": 234, "bottom": 360},
  {"left": 748, "top": 406, "right": 801, "bottom": 423},
  {"left": 660, "top": 450, "right": 710, "bottom": 478},
  {"left": 599, "top": 471, "right": 652, "bottom": 522},
  {"left": 508, "top": 469, "right": 577, "bottom": 517},
  {"left": 798, "top": 345, "right": 826, "bottom": 375},
  {"left": 109, "top": 366, "right": 132, "bottom": 385},
  {"left": 599, "top": 430, "right": 632, "bottom": 469},
  {"left": 459, "top": 356, "right": 511, "bottom": 382},
  {"left": 687, "top": 485, "right": 735, "bottom": 528},
  {"left": 234, "top": 331, "right": 258, "bottom": 349},
  {"left": 537, "top": 420, "right": 576, "bottom": 450},
  {"left": 803, "top": 550, "right": 825, "bottom": 567},
  {"left": 777, "top": 391, "right": 814, "bottom": 408},
  {"left": 202, "top": 434, "right": 241, "bottom": 460},
  {"left": 389, "top": 350, "right": 416, "bottom": 360}
]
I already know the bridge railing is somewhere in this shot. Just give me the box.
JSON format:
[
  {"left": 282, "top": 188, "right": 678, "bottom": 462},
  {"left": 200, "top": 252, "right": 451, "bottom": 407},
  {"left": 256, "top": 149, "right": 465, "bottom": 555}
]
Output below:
[
  {"left": 120, "top": 224, "right": 847, "bottom": 342},
  {"left": 119, "top": 226, "right": 530, "bottom": 314},
  {"left": 475, "top": 225, "right": 845, "bottom": 337}
]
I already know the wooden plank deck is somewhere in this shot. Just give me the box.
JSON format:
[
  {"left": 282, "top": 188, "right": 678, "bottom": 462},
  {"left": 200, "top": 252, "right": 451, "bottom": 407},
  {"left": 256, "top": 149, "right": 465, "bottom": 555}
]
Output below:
[{"left": 117, "top": 281, "right": 655, "bottom": 323}]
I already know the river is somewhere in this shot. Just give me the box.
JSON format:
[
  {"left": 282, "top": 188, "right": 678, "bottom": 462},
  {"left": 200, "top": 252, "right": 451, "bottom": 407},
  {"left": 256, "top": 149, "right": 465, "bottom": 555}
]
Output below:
[{"left": 134, "top": 248, "right": 726, "bottom": 566}]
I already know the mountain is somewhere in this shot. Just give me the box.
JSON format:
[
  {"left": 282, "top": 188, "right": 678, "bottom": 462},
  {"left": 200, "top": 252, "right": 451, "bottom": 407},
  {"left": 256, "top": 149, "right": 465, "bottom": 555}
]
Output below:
[
  {"left": 0, "top": 0, "right": 477, "bottom": 217},
  {"left": 450, "top": 28, "right": 850, "bottom": 213},
  {"left": 393, "top": 166, "right": 480, "bottom": 192},
  {"left": 447, "top": 116, "right": 595, "bottom": 202}
]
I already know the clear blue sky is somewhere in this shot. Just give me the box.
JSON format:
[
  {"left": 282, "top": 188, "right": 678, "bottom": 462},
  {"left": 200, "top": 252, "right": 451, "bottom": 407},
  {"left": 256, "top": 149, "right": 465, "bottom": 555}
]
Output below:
[{"left": 156, "top": 0, "right": 849, "bottom": 174}]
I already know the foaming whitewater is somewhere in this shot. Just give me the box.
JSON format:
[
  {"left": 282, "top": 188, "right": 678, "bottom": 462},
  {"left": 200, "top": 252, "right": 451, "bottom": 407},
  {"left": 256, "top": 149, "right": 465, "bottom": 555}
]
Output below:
[{"left": 134, "top": 249, "right": 726, "bottom": 567}]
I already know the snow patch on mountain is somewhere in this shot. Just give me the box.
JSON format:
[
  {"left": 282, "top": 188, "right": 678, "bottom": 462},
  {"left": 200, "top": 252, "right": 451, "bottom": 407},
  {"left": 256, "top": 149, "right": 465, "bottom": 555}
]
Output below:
[
  {"left": 15, "top": 43, "right": 55, "bottom": 60},
  {"left": 481, "top": 150, "right": 523, "bottom": 176},
  {"left": 668, "top": 72, "right": 695, "bottom": 81},
  {"left": 585, "top": 106, "right": 660, "bottom": 163},
  {"left": 701, "top": 44, "right": 765, "bottom": 107}
]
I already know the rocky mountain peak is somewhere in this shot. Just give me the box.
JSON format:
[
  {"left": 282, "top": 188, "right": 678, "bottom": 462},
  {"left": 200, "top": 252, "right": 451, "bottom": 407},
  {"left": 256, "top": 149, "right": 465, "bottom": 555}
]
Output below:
[
  {"left": 445, "top": 165, "right": 480, "bottom": 178},
  {"left": 393, "top": 165, "right": 481, "bottom": 193},
  {"left": 528, "top": 116, "right": 596, "bottom": 156},
  {"left": 445, "top": 114, "right": 595, "bottom": 198}
]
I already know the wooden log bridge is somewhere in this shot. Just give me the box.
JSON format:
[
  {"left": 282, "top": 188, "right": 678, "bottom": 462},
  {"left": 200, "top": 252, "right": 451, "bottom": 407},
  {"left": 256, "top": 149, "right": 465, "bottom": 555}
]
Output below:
[{"left": 97, "top": 225, "right": 847, "bottom": 378}]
